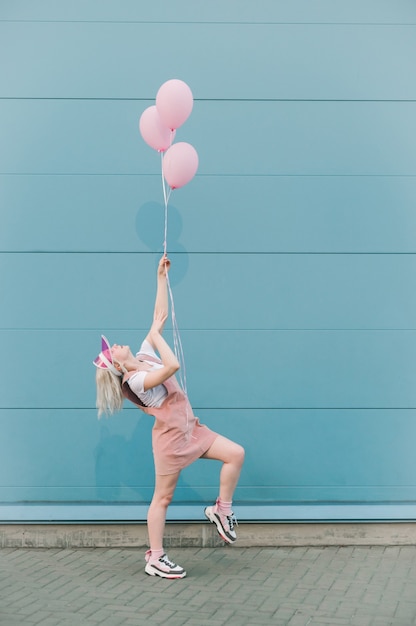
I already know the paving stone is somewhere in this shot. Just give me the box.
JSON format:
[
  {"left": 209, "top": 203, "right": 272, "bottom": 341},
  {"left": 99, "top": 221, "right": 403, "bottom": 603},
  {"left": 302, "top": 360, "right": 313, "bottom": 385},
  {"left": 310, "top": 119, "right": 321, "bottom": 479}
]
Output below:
[{"left": 1, "top": 546, "right": 416, "bottom": 625}]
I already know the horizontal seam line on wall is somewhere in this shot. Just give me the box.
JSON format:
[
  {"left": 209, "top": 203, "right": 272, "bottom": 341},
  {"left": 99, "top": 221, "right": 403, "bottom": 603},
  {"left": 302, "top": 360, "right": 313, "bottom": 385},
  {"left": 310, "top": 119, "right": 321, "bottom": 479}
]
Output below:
[
  {"left": 1, "top": 486, "right": 412, "bottom": 488},
  {"left": 0, "top": 97, "right": 416, "bottom": 103},
  {"left": 1, "top": 20, "right": 415, "bottom": 26},
  {"left": 2, "top": 327, "right": 416, "bottom": 330},
  {"left": 3, "top": 327, "right": 416, "bottom": 330},
  {"left": 1, "top": 173, "right": 416, "bottom": 178},
  {"left": 2, "top": 407, "right": 416, "bottom": 411},
  {"left": 3, "top": 251, "right": 416, "bottom": 256}
]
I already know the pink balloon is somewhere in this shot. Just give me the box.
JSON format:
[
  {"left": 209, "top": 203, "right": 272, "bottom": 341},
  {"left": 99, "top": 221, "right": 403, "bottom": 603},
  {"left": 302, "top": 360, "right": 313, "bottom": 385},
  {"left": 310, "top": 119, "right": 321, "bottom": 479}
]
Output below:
[
  {"left": 139, "top": 105, "right": 174, "bottom": 152},
  {"left": 156, "top": 79, "right": 194, "bottom": 130},
  {"left": 163, "top": 142, "right": 199, "bottom": 189}
]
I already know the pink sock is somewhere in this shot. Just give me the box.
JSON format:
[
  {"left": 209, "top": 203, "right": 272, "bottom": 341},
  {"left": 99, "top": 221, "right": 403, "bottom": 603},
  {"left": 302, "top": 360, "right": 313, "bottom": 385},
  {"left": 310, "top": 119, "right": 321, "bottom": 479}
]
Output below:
[
  {"left": 216, "top": 497, "right": 232, "bottom": 517},
  {"left": 145, "top": 548, "right": 164, "bottom": 563}
]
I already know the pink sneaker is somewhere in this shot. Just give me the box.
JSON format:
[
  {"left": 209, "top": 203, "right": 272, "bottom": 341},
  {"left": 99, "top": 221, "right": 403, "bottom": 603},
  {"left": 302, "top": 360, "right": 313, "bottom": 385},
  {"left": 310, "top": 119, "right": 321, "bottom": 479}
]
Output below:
[
  {"left": 145, "top": 552, "right": 186, "bottom": 579},
  {"left": 204, "top": 504, "right": 238, "bottom": 544}
]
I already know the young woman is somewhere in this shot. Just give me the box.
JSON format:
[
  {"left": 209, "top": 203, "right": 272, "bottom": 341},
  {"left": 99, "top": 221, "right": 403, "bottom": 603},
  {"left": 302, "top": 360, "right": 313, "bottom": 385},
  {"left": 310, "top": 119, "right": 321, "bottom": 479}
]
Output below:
[{"left": 94, "top": 255, "right": 245, "bottom": 579}]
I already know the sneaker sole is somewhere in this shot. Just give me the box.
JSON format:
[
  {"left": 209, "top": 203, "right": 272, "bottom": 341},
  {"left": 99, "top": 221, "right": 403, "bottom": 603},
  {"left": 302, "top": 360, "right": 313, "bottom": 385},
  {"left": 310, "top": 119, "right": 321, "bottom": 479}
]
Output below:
[
  {"left": 145, "top": 563, "right": 186, "bottom": 579},
  {"left": 204, "top": 507, "right": 237, "bottom": 544}
]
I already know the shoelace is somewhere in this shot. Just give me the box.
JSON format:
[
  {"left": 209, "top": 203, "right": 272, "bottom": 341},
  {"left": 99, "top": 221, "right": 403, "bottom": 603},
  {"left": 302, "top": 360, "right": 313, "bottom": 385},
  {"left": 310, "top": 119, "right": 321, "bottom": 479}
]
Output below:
[
  {"left": 226, "top": 513, "right": 238, "bottom": 531},
  {"left": 160, "top": 554, "right": 178, "bottom": 569}
]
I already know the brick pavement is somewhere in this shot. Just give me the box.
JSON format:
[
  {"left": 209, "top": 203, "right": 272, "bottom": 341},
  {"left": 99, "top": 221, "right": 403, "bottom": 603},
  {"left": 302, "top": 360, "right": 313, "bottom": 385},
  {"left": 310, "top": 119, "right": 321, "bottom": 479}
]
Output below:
[{"left": 0, "top": 545, "right": 416, "bottom": 626}]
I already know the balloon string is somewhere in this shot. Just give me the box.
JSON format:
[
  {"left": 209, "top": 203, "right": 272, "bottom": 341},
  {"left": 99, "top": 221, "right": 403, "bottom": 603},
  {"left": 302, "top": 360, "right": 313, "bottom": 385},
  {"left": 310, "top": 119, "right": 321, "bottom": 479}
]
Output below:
[
  {"left": 166, "top": 272, "right": 188, "bottom": 397},
  {"left": 161, "top": 152, "right": 170, "bottom": 255},
  {"left": 160, "top": 150, "right": 188, "bottom": 402}
]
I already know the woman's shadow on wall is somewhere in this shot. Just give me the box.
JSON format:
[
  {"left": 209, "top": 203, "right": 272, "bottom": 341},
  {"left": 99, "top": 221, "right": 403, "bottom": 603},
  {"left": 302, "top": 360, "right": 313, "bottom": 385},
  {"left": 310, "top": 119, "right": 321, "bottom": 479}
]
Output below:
[
  {"left": 135, "top": 201, "right": 189, "bottom": 286},
  {"left": 94, "top": 199, "right": 195, "bottom": 502},
  {"left": 94, "top": 418, "right": 201, "bottom": 503}
]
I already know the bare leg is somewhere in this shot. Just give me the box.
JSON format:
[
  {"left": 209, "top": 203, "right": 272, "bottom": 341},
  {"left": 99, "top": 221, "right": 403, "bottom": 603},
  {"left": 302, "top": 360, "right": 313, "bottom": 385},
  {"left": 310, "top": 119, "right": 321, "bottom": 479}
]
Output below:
[
  {"left": 147, "top": 471, "right": 180, "bottom": 551},
  {"left": 202, "top": 435, "right": 245, "bottom": 501}
]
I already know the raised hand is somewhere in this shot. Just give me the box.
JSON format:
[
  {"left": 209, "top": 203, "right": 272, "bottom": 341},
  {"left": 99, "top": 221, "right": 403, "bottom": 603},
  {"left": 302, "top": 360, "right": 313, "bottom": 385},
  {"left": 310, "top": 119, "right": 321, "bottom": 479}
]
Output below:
[{"left": 157, "top": 254, "right": 171, "bottom": 277}]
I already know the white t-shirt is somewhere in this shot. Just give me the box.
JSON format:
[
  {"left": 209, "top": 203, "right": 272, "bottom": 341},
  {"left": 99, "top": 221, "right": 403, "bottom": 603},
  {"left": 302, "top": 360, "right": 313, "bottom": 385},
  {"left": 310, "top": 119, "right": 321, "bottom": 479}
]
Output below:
[{"left": 127, "top": 340, "right": 168, "bottom": 408}]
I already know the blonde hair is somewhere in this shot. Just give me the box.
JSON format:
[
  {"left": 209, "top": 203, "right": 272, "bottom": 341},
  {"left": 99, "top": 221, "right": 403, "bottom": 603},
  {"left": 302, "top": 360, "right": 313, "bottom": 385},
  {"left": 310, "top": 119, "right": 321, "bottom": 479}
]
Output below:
[{"left": 95, "top": 367, "right": 124, "bottom": 418}]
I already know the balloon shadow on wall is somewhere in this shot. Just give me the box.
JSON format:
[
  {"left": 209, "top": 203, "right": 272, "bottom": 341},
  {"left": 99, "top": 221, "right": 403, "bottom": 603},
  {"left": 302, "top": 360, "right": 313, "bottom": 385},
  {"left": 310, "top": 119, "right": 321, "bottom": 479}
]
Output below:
[{"left": 136, "top": 201, "right": 189, "bottom": 286}]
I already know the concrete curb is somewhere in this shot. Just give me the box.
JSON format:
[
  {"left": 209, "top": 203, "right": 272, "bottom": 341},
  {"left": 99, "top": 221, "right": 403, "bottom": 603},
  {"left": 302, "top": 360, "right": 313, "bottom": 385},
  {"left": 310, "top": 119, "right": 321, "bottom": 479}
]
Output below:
[{"left": 1, "top": 522, "right": 416, "bottom": 548}]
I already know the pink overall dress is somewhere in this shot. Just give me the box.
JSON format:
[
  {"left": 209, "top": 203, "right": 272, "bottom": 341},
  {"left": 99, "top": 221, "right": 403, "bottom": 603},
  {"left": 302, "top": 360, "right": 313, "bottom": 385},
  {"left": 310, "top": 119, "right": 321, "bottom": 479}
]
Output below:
[{"left": 122, "top": 353, "right": 217, "bottom": 475}]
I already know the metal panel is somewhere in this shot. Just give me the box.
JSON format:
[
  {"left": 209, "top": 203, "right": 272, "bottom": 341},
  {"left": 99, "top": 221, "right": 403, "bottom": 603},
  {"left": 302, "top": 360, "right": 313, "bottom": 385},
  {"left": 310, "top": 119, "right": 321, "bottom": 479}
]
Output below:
[
  {"left": 1, "top": 330, "right": 416, "bottom": 409},
  {"left": 2, "top": 175, "right": 416, "bottom": 253},
  {"left": 1, "top": 21, "right": 416, "bottom": 99},
  {"left": 1, "top": 409, "right": 415, "bottom": 507},
  {"left": 1, "top": 253, "right": 416, "bottom": 330},
  {"left": 1, "top": 0, "right": 415, "bottom": 24},
  {"left": 1, "top": 100, "right": 416, "bottom": 175}
]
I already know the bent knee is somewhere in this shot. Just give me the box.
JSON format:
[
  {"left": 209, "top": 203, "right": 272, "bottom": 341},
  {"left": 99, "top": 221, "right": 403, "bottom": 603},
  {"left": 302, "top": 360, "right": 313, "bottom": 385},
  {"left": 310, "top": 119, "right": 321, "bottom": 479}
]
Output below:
[{"left": 233, "top": 443, "right": 245, "bottom": 466}]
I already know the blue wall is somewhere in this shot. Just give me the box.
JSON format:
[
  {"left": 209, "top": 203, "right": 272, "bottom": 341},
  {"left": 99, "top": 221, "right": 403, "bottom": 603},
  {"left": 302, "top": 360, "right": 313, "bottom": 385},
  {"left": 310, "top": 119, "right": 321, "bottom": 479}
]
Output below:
[{"left": 1, "top": 1, "right": 416, "bottom": 521}]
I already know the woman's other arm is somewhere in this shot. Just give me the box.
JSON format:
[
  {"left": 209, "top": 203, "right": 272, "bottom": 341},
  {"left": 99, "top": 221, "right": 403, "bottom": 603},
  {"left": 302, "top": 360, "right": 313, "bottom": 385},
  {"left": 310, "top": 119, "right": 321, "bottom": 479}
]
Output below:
[{"left": 142, "top": 312, "right": 180, "bottom": 391}]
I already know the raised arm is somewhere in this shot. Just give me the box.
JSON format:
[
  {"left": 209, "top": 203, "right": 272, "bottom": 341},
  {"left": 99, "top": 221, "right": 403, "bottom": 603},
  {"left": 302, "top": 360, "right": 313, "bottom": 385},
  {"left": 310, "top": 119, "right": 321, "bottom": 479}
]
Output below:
[
  {"left": 141, "top": 255, "right": 179, "bottom": 390},
  {"left": 154, "top": 255, "right": 170, "bottom": 324},
  {"left": 145, "top": 255, "right": 170, "bottom": 348}
]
